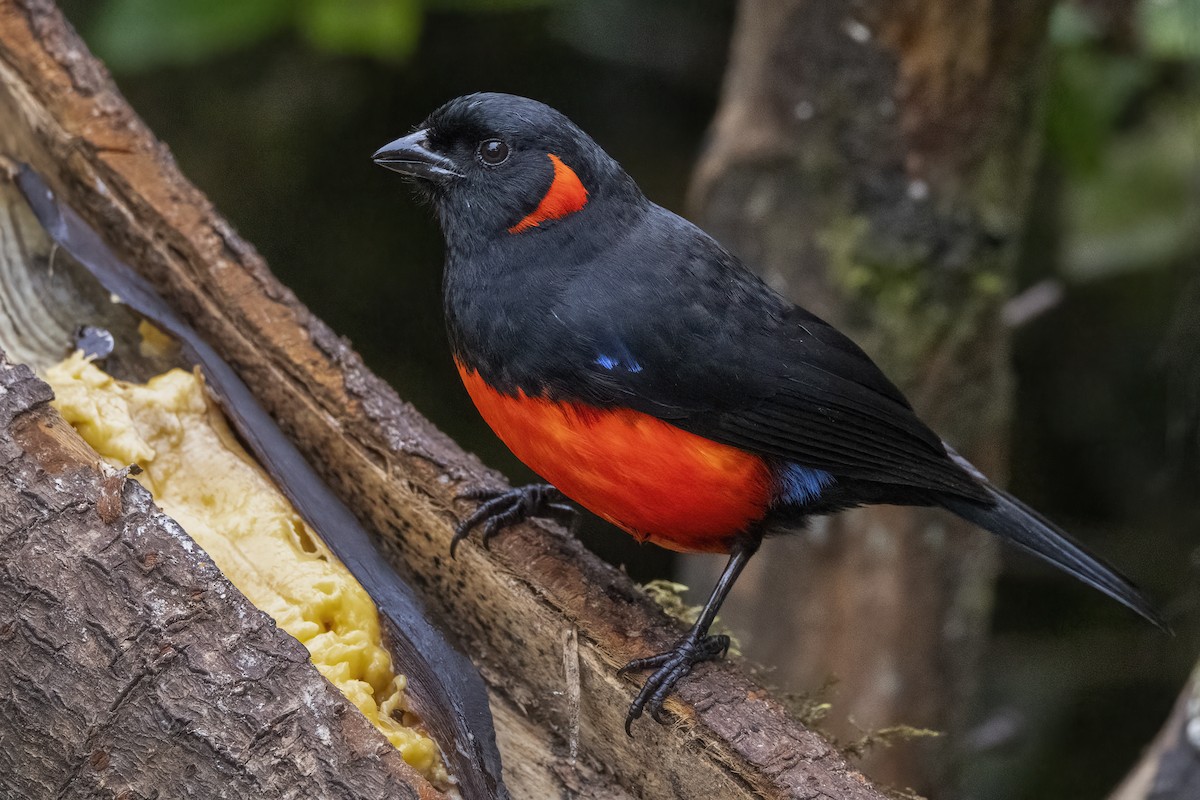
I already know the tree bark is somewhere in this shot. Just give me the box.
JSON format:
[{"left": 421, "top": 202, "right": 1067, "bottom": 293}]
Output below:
[
  {"left": 689, "top": 0, "right": 1053, "bottom": 793},
  {"left": 0, "top": 0, "right": 892, "bottom": 797},
  {"left": 1109, "top": 665, "right": 1200, "bottom": 800}
]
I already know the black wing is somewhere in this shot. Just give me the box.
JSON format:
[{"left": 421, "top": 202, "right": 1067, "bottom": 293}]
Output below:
[{"left": 550, "top": 210, "right": 988, "bottom": 504}]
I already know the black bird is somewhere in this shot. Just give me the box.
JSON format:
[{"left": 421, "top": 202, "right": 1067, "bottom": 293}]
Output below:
[{"left": 373, "top": 92, "right": 1166, "bottom": 732}]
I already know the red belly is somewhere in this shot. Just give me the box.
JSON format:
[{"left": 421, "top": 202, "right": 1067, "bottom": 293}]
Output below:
[{"left": 458, "top": 364, "right": 772, "bottom": 553}]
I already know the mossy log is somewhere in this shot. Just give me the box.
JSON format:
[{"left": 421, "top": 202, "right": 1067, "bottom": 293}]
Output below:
[{"left": 0, "top": 1, "right": 889, "bottom": 797}]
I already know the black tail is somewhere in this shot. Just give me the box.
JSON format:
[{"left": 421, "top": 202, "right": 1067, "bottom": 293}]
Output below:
[{"left": 941, "top": 485, "right": 1169, "bottom": 631}]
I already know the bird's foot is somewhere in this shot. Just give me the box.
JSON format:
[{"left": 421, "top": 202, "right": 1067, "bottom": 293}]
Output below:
[
  {"left": 618, "top": 632, "right": 731, "bottom": 734},
  {"left": 451, "top": 483, "right": 578, "bottom": 557}
]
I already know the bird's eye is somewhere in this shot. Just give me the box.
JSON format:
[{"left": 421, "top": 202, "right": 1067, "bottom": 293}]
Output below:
[{"left": 478, "top": 139, "right": 510, "bottom": 166}]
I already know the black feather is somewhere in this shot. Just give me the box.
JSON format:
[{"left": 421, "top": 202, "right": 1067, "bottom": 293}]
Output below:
[{"left": 941, "top": 486, "right": 1168, "bottom": 631}]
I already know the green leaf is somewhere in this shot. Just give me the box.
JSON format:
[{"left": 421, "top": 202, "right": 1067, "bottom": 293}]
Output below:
[
  {"left": 90, "top": 0, "right": 292, "bottom": 72},
  {"left": 1062, "top": 94, "right": 1200, "bottom": 279},
  {"left": 1138, "top": 0, "right": 1200, "bottom": 60},
  {"left": 1046, "top": 49, "right": 1154, "bottom": 175},
  {"left": 296, "top": 0, "right": 423, "bottom": 61},
  {"left": 425, "top": 0, "right": 557, "bottom": 10},
  {"left": 1049, "top": 3, "right": 1101, "bottom": 47}
]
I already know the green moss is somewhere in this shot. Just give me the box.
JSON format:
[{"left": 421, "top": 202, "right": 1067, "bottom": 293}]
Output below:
[
  {"left": 819, "top": 215, "right": 942, "bottom": 386},
  {"left": 973, "top": 269, "right": 1007, "bottom": 297},
  {"left": 881, "top": 786, "right": 930, "bottom": 800},
  {"left": 776, "top": 677, "right": 837, "bottom": 730},
  {"left": 837, "top": 723, "right": 942, "bottom": 760},
  {"left": 817, "top": 212, "right": 1007, "bottom": 391},
  {"left": 776, "top": 677, "right": 940, "bottom": 800},
  {"left": 820, "top": 215, "right": 875, "bottom": 294},
  {"left": 640, "top": 580, "right": 741, "bottom": 655}
]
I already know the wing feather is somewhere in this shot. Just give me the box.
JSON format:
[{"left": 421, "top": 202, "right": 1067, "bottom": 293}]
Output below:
[{"left": 542, "top": 208, "right": 989, "bottom": 504}]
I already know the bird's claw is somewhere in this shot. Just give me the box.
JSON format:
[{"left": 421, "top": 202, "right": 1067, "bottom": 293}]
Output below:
[
  {"left": 451, "top": 483, "right": 577, "bottom": 557},
  {"left": 619, "top": 633, "right": 730, "bottom": 735}
]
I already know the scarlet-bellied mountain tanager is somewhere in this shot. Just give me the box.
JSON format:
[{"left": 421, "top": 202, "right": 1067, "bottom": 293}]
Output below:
[{"left": 373, "top": 92, "right": 1166, "bottom": 733}]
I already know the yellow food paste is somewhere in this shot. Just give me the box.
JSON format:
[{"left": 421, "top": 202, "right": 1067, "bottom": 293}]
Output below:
[{"left": 45, "top": 353, "right": 448, "bottom": 787}]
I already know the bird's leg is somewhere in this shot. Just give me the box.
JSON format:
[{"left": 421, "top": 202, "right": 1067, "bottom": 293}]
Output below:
[
  {"left": 619, "top": 534, "right": 760, "bottom": 734},
  {"left": 451, "top": 483, "right": 578, "bottom": 557}
]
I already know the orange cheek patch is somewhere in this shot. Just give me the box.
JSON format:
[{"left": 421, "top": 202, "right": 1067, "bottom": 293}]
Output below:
[{"left": 508, "top": 153, "right": 589, "bottom": 234}]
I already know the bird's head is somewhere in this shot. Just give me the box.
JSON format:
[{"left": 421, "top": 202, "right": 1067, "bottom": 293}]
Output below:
[{"left": 373, "top": 93, "right": 641, "bottom": 253}]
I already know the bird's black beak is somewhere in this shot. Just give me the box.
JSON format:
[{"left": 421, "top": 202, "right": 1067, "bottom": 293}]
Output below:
[{"left": 372, "top": 130, "right": 464, "bottom": 182}]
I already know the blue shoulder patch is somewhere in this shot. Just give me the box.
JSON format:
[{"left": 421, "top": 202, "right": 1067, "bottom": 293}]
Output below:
[
  {"left": 776, "top": 462, "right": 835, "bottom": 506},
  {"left": 593, "top": 340, "right": 642, "bottom": 373}
]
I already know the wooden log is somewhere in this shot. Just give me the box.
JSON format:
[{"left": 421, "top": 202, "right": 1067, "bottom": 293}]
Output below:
[
  {"left": 0, "top": 0, "right": 889, "bottom": 797},
  {"left": 0, "top": 355, "right": 443, "bottom": 800}
]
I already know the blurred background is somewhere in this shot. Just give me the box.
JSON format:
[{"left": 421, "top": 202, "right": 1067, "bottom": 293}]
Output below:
[{"left": 55, "top": 1, "right": 1198, "bottom": 798}]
